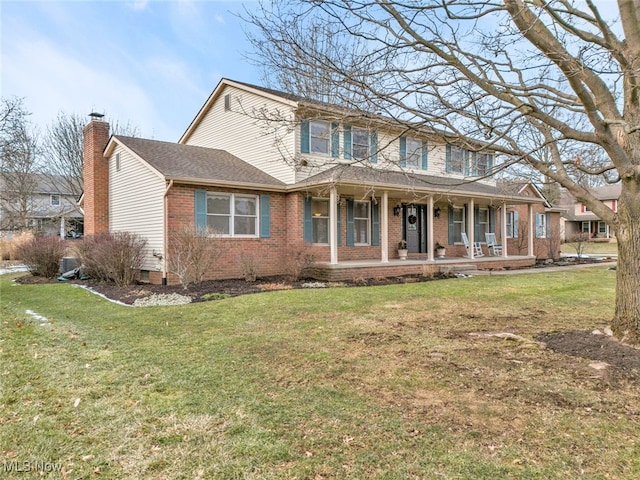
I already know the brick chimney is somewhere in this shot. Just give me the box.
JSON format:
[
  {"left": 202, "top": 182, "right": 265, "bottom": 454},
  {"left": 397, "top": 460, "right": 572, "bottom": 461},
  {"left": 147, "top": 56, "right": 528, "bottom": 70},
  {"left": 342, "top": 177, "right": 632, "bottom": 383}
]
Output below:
[{"left": 83, "top": 115, "right": 110, "bottom": 235}]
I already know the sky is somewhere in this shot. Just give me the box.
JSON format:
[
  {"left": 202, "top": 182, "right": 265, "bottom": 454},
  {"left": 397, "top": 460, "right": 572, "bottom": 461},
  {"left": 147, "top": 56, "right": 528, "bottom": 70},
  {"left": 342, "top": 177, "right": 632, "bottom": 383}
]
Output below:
[{"left": 1, "top": 0, "right": 263, "bottom": 142}]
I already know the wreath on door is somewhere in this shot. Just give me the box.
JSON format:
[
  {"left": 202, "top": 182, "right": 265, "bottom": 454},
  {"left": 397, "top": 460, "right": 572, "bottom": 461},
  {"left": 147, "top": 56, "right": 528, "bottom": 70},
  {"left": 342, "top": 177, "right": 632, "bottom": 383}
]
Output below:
[{"left": 408, "top": 214, "right": 417, "bottom": 225}]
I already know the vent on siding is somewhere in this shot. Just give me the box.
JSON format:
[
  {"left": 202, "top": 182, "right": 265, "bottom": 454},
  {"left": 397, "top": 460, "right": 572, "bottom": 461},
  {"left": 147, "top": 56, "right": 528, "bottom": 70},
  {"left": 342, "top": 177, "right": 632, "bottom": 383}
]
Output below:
[{"left": 224, "top": 93, "right": 231, "bottom": 111}]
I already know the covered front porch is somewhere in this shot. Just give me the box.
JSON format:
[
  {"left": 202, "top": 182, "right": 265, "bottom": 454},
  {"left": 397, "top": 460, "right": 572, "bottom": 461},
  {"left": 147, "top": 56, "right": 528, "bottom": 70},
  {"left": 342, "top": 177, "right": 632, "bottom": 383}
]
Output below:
[{"left": 308, "top": 254, "right": 536, "bottom": 282}]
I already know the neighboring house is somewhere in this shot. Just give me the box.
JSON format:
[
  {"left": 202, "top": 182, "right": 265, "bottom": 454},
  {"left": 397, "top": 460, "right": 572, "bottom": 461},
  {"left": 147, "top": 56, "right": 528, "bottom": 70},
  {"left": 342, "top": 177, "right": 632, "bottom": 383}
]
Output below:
[
  {"left": 557, "top": 185, "right": 620, "bottom": 241},
  {"left": 0, "top": 173, "right": 83, "bottom": 238},
  {"left": 83, "top": 78, "right": 557, "bottom": 284}
]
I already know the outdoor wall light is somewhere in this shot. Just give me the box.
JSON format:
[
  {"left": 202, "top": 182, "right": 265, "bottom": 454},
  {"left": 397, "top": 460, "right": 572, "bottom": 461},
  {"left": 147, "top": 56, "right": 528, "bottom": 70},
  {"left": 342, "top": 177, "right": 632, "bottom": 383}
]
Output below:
[
  {"left": 393, "top": 205, "right": 402, "bottom": 217},
  {"left": 434, "top": 207, "right": 441, "bottom": 218}
]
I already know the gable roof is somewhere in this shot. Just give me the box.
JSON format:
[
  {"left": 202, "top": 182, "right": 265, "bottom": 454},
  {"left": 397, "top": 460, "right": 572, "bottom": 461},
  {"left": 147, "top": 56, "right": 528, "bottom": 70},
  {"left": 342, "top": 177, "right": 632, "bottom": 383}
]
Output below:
[{"left": 111, "top": 136, "right": 286, "bottom": 190}]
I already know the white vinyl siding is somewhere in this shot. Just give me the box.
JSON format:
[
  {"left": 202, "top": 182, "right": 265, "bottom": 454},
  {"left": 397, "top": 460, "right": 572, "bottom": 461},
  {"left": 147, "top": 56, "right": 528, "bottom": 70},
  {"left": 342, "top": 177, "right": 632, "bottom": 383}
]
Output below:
[
  {"left": 184, "top": 85, "right": 297, "bottom": 184},
  {"left": 109, "top": 146, "right": 165, "bottom": 270}
]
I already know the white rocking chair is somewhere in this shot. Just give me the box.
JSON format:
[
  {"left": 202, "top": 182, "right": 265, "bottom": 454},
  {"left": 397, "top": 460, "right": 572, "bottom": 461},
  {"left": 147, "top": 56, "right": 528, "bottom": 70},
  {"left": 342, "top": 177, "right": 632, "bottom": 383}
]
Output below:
[
  {"left": 461, "top": 232, "right": 484, "bottom": 257},
  {"left": 485, "top": 232, "right": 503, "bottom": 256}
]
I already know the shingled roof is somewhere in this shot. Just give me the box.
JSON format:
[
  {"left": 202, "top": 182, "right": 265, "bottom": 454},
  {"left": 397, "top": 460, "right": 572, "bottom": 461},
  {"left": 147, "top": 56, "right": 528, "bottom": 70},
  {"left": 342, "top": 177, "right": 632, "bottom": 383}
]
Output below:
[
  {"left": 294, "top": 165, "right": 543, "bottom": 202},
  {"left": 114, "top": 136, "right": 286, "bottom": 189}
]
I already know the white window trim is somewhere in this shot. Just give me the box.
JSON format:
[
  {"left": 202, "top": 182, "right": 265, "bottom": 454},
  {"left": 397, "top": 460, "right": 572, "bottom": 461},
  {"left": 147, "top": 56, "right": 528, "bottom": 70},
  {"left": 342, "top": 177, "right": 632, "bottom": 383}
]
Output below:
[
  {"left": 352, "top": 127, "right": 370, "bottom": 161},
  {"left": 206, "top": 192, "right": 259, "bottom": 238},
  {"left": 405, "top": 137, "right": 422, "bottom": 169},
  {"left": 453, "top": 205, "right": 465, "bottom": 244},
  {"left": 309, "top": 120, "right": 331, "bottom": 156},
  {"left": 311, "top": 197, "right": 330, "bottom": 245},
  {"left": 353, "top": 200, "right": 370, "bottom": 246},
  {"left": 477, "top": 207, "right": 489, "bottom": 243},
  {"left": 506, "top": 211, "right": 514, "bottom": 238},
  {"left": 449, "top": 146, "right": 466, "bottom": 175}
]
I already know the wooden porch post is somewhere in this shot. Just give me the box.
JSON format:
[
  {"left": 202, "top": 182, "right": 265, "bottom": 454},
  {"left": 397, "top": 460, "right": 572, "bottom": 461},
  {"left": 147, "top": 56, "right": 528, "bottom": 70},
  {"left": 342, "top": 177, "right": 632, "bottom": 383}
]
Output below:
[
  {"left": 502, "top": 202, "right": 508, "bottom": 257},
  {"left": 528, "top": 203, "right": 534, "bottom": 257},
  {"left": 468, "top": 198, "right": 475, "bottom": 259},
  {"left": 427, "top": 196, "right": 434, "bottom": 261},
  {"left": 330, "top": 186, "right": 338, "bottom": 265},
  {"left": 381, "top": 191, "right": 389, "bottom": 263}
]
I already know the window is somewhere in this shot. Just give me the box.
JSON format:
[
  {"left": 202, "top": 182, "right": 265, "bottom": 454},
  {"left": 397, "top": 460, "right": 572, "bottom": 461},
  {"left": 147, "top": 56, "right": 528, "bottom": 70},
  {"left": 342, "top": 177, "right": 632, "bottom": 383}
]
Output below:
[
  {"left": 447, "top": 145, "right": 466, "bottom": 174},
  {"left": 224, "top": 93, "right": 231, "bottom": 111},
  {"left": 506, "top": 211, "right": 519, "bottom": 238},
  {"left": 536, "top": 213, "right": 548, "bottom": 238},
  {"left": 581, "top": 221, "right": 590, "bottom": 233},
  {"left": 354, "top": 201, "right": 370, "bottom": 245},
  {"left": 311, "top": 198, "right": 329, "bottom": 244},
  {"left": 310, "top": 120, "right": 330, "bottom": 155},
  {"left": 477, "top": 208, "right": 489, "bottom": 242},
  {"left": 115, "top": 153, "right": 121, "bottom": 172},
  {"left": 206, "top": 193, "right": 258, "bottom": 236},
  {"left": 452, "top": 206, "right": 465, "bottom": 243},
  {"left": 598, "top": 221, "right": 607, "bottom": 235},
  {"left": 352, "top": 128, "right": 370, "bottom": 160},
  {"left": 406, "top": 138, "right": 422, "bottom": 168},
  {"left": 50, "top": 195, "right": 60, "bottom": 206},
  {"left": 473, "top": 153, "right": 492, "bottom": 176}
]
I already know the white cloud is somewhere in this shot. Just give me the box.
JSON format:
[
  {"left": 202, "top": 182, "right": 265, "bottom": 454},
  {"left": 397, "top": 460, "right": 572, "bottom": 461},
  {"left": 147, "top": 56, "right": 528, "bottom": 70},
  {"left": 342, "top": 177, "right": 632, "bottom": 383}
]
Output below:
[
  {"left": 127, "top": 0, "right": 149, "bottom": 11},
  {"left": 2, "top": 28, "right": 167, "bottom": 139}
]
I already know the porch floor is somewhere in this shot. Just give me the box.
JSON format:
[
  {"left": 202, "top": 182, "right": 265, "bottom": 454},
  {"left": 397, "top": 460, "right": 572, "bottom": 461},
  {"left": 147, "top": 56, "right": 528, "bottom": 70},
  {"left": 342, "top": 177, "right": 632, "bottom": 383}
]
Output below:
[{"left": 308, "top": 255, "right": 536, "bottom": 282}]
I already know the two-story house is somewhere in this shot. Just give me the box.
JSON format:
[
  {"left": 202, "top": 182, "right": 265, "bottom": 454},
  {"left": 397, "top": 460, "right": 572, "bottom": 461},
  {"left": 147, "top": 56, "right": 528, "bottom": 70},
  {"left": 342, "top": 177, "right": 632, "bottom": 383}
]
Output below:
[
  {"left": 83, "top": 78, "right": 552, "bottom": 284},
  {"left": 558, "top": 185, "right": 620, "bottom": 241},
  {"left": 0, "top": 173, "right": 83, "bottom": 238}
]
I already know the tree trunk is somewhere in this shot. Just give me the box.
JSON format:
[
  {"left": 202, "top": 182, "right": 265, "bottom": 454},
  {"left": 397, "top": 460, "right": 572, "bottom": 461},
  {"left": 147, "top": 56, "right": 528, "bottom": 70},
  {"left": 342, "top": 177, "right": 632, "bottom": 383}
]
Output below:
[{"left": 611, "top": 179, "right": 640, "bottom": 344}]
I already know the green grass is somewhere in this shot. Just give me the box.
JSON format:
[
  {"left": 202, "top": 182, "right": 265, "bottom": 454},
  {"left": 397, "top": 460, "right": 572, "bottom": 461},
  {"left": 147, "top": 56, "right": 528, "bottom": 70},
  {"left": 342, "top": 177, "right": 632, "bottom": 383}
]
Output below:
[
  {"left": 2, "top": 267, "right": 637, "bottom": 479},
  {"left": 561, "top": 240, "right": 618, "bottom": 255}
]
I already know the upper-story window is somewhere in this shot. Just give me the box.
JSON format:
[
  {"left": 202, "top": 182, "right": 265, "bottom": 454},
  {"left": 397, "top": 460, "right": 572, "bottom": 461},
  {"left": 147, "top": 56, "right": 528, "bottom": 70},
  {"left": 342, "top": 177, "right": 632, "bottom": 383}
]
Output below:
[
  {"left": 446, "top": 145, "right": 467, "bottom": 174},
  {"left": 473, "top": 153, "right": 493, "bottom": 176},
  {"left": 50, "top": 195, "right": 60, "bottom": 206},
  {"left": 352, "top": 128, "right": 370, "bottom": 160},
  {"left": 301, "top": 120, "right": 339, "bottom": 157},
  {"left": 206, "top": 193, "right": 258, "bottom": 237},
  {"left": 400, "top": 137, "right": 427, "bottom": 169},
  {"left": 310, "top": 120, "right": 331, "bottom": 155}
]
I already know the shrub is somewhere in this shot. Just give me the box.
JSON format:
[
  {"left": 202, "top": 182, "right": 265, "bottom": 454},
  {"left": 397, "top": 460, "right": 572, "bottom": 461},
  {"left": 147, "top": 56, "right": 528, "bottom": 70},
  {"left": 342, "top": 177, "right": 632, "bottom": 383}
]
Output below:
[
  {"left": 0, "top": 230, "right": 35, "bottom": 261},
  {"left": 167, "top": 226, "right": 223, "bottom": 289},
  {"left": 238, "top": 251, "right": 259, "bottom": 282},
  {"left": 74, "top": 232, "right": 147, "bottom": 286},
  {"left": 283, "top": 246, "right": 315, "bottom": 282},
  {"left": 15, "top": 235, "right": 67, "bottom": 278}
]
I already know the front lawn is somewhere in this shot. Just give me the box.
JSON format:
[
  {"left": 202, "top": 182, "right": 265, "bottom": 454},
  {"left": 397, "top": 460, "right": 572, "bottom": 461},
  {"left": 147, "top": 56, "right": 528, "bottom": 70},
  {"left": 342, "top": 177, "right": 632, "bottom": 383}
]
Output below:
[{"left": 2, "top": 268, "right": 638, "bottom": 479}]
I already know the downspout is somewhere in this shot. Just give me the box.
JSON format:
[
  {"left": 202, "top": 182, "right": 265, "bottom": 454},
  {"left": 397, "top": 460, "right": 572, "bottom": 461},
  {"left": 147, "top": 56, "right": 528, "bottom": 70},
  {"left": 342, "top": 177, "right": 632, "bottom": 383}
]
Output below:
[{"left": 163, "top": 179, "right": 174, "bottom": 285}]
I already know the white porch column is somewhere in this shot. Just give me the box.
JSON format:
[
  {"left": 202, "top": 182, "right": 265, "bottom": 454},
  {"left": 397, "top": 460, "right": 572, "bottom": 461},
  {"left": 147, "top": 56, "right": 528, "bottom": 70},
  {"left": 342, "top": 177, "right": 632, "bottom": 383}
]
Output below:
[
  {"left": 427, "top": 196, "right": 434, "bottom": 261},
  {"left": 528, "top": 203, "right": 535, "bottom": 257},
  {"left": 381, "top": 191, "right": 389, "bottom": 263},
  {"left": 330, "top": 187, "right": 338, "bottom": 265},
  {"left": 60, "top": 216, "right": 66, "bottom": 238},
  {"left": 468, "top": 198, "right": 475, "bottom": 258},
  {"left": 501, "top": 203, "right": 508, "bottom": 257}
]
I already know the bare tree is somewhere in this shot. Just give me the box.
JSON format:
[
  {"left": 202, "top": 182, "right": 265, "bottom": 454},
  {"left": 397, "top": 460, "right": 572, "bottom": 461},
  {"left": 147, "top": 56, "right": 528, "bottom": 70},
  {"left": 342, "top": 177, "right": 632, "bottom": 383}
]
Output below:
[
  {"left": 0, "top": 97, "right": 40, "bottom": 231},
  {"left": 41, "top": 112, "right": 139, "bottom": 198},
  {"left": 244, "top": 0, "right": 640, "bottom": 344}
]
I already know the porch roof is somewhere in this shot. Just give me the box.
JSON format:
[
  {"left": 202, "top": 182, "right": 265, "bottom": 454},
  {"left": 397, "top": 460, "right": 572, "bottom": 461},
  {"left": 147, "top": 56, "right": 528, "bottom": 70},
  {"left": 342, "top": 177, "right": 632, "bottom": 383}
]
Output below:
[{"left": 292, "top": 165, "right": 544, "bottom": 204}]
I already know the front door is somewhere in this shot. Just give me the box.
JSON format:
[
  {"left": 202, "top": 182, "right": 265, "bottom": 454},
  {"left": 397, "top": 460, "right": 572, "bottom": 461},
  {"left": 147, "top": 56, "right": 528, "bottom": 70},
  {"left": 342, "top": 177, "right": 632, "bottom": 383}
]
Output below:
[{"left": 404, "top": 205, "right": 427, "bottom": 253}]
